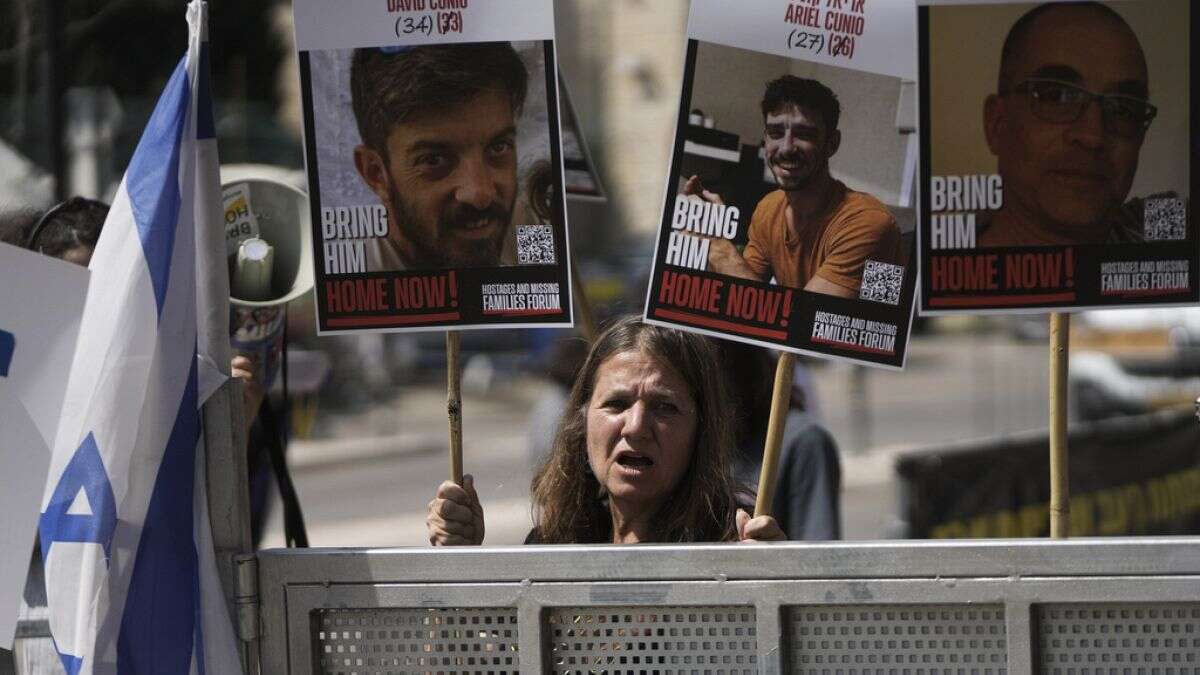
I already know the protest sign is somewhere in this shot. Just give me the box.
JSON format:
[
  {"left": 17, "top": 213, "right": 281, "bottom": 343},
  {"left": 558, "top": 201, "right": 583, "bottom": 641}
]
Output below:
[
  {"left": 644, "top": 0, "right": 919, "bottom": 369},
  {"left": 0, "top": 243, "right": 88, "bottom": 647},
  {"left": 919, "top": 0, "right": 1197, "bottom": 313},
  {"left": 294, "top": 0, "right": 573, "bottom": 333},
  {"left": 559, "top": 76, "right": 605, "bottom": 201}
]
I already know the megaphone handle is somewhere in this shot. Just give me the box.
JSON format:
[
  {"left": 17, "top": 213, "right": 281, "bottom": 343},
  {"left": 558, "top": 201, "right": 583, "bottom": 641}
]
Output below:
[
  {"left": 260, "top": 397, "right": 309, "bottom": 548},
  {"left": 447, "top": 331, "right": 464, "bottom": 485}
]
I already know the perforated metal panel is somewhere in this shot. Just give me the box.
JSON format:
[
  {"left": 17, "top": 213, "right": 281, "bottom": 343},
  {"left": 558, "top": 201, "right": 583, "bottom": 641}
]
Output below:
[
  {"left": 1038, "top": 603, "right": 1200, "bottom": 673},
  {"left": 545, "top": 605, "right": 757, "bottom": 674},
  {"left": 788, "top": 604, "right": 1009, "bottom": 674},
  {"left": 257, "top": 542, "right": 1200, "bottom": 675},
  {"left": 313, "top": 607, "right": 520, "bottom": 674}
]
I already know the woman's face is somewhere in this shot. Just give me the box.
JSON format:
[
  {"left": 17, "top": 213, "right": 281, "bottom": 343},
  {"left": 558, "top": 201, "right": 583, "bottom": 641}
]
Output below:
[{"left": 585, "top": 349, "right": 699, "bottom": 511}]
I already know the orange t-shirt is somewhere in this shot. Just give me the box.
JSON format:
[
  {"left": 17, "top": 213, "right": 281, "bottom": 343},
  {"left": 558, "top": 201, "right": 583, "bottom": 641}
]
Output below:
[{"left": 741, "top": 183, "right": 901, "bottom": 291}]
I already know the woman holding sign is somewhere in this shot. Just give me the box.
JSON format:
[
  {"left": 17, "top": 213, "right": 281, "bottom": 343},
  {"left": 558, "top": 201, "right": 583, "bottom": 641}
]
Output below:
[{"left": 427, "top": 316, "right": 786, "bottom": 545}]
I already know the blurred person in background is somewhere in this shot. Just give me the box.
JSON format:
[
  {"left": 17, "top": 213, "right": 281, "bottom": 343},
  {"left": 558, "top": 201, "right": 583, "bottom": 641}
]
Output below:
[
  {"left": 525, "top": 336, "right": 589, "bottom": 467},
  {"left": 719, "top": 341, "right": 841, "bottom": 540},
  {"left": 16, "top": 197, "right": 107, "bottom": 264}
]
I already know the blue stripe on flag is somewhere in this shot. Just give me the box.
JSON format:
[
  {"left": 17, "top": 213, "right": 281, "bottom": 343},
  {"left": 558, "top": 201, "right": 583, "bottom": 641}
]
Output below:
[
  {"left": 197, "top": 42, "right": 215, "bottom": 140},
  {"left": 127, "top": 56, "right": 188, "bottom": 318},
  {"left": 116, "top": 357, "right": 200, "bottom": 673}
]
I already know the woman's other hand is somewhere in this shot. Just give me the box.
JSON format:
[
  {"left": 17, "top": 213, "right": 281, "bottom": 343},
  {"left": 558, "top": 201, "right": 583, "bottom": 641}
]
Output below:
[
  {"left": 736, "top": 509, "right": 786, "bottom": 543},
  {"left": 427, "top": 474, "right": 485, "bottom": 546}
]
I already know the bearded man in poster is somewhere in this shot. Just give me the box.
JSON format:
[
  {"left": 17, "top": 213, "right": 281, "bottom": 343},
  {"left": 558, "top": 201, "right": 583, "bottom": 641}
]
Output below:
[{"left": 350, "top": 43, "right": 528, "bottom": 271}]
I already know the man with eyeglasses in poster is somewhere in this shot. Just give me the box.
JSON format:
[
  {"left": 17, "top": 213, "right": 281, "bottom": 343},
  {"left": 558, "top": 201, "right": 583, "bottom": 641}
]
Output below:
[{"left": 978, "top": 1, "right": 1161, "bottom": 247}]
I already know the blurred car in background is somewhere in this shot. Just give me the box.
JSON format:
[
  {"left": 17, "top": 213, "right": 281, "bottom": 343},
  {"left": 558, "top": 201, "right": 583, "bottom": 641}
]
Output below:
[{"left": 1069, "top": 308, "right": 1200, "bottom": 421}]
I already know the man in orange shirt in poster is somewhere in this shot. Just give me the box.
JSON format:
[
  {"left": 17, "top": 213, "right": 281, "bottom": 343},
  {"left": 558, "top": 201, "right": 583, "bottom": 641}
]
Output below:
[{"left": 686, "top": 75, "right": 901, "bottom": 298}]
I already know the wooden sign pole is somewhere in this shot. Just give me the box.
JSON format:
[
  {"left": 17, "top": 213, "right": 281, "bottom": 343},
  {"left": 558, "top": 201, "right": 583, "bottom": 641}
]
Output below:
[
  {"left": 754, "top": 352, "right": 796, "bottom": 518},
  {"left": 447, "top": 331, "right": 464, "bottom": 485},
  {"left": 1049, "top": 313, "right": 1070, "bottom": 538}
]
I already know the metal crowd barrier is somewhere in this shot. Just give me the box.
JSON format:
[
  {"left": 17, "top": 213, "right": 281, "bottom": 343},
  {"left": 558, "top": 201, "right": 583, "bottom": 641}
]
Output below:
[{"left": 256, "top": 538, "right": 1200, "bottom": 674}]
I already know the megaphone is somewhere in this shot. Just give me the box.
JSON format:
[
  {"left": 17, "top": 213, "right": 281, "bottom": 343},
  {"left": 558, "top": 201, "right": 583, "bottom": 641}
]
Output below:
[{"left": 219, "top": 171, "right": 314, "bottom": 387}]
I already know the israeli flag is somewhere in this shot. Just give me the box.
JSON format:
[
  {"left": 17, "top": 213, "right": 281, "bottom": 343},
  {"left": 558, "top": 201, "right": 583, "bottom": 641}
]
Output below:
[{"left": 38, "top": 2, "right": 241, "bottom": 673}]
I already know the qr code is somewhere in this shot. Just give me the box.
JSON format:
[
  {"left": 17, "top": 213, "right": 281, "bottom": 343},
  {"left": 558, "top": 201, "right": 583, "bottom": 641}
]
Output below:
[
  {"left": 1145, "top": 197, "right": 1187, "bottom": 241},
  {"left": 517, "top": 224, "right": 555, "bottom": 264},
  {"left": 859, "top": 260, "right": 904, "bottom": 305}
]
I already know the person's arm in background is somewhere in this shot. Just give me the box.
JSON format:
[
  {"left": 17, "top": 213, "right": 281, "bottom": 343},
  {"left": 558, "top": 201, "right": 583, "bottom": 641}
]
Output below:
[
  {"left": 231, "top": 354, "right": 265, "bottom": 440},
  {"left": 773, "top": 409, "right": 842, "bottom": 540}
]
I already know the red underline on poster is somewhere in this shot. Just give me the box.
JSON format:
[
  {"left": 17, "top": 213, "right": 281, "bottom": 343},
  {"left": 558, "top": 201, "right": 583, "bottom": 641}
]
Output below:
[
  {"left": 328, "top": 312, "right": 462, "bottom": 328},
  {"left": 810, "top": 336, "right": 895, "bottom": 357},
  {"left": 482, "top": 309, "right": 563, "bottom": 317},
  {"left": 1100, "top": 288, "right": 1188, "bottom": 298},
  {"left": 929, "top": 292, "right": 1077, "bottom": 307},
  {"left": 653, "top": 308, "right": 788, "bottom": 341}
]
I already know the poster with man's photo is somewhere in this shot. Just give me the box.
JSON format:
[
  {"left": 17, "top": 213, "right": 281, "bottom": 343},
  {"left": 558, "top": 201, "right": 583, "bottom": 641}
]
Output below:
[
  {"left": 293, "top": 0, "right": 572, "bottom": 333},
  {"left": 643, "top": 0, "right": 920, "bottom": 369},
  {"left": 919, "top": 0, "right": 1197, "bottom": 314}
]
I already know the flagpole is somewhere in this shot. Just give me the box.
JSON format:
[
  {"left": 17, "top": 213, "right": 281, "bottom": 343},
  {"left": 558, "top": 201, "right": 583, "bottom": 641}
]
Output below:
[
  {"left": 447, "top": 331, "right": 464, "bottom": 485},
  {"left": 202, "top": 380, "right": 258, "bottom": 674}
]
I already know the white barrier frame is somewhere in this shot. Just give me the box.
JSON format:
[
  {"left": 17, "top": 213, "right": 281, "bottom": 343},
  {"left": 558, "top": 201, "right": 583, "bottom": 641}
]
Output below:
[{"left": 256, "top": 538, "right": 1200, "bottom": 674}]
